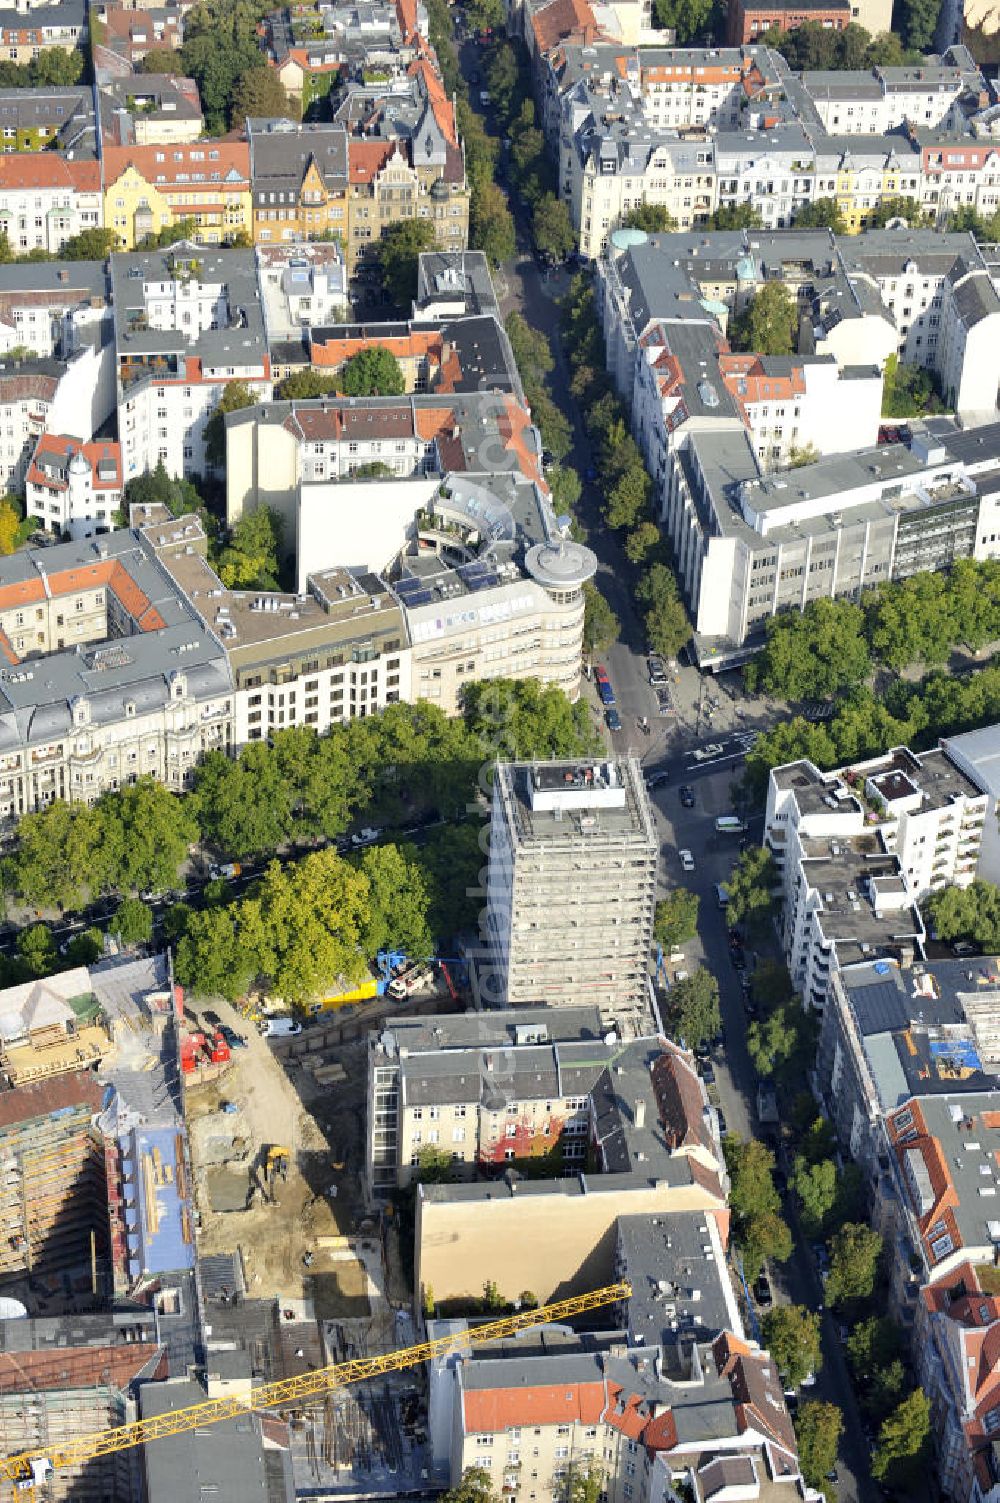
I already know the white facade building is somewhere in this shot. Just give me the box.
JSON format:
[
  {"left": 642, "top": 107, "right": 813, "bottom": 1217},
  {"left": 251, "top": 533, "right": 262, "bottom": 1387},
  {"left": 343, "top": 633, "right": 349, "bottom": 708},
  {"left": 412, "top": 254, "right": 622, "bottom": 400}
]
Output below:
[
  {"left": 112, "top": 244, "right": 272, "bottom": 483},
  {"left": 764, "top": 747, "right": 986, "bottom": 1008},
  {"left": 26, "top": 434, "right": 123, "bottom": 538}
]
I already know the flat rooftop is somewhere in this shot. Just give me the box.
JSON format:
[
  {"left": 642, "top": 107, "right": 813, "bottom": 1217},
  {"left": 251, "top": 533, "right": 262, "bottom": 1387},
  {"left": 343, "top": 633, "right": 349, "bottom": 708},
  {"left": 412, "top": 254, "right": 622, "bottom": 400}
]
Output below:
[
  {"left": 841, "top": 958, "right": 999, "bottom": 1108},
  {"left": 379, "top": 1005, "right": 606, "bottom": 1055},
  {"left": 617, "top": 1211, "right": 738, "bottom": 1364},
  {"left": 497, "top": 759, "right": 657, "bottom": 849}
]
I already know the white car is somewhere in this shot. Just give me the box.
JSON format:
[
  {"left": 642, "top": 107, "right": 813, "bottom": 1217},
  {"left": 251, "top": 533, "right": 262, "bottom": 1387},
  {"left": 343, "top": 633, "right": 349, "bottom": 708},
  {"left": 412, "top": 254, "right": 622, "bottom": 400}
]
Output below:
[{"left": 679, "top": 849, "right": 695, "bottom": 872}]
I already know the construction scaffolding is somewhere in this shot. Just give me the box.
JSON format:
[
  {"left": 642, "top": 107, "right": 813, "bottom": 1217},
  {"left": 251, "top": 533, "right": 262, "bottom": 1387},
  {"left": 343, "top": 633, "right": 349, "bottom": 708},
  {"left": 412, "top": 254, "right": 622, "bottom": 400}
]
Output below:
[{"left": 0, "top": 1074, "right": 109, "bottom": 1283}]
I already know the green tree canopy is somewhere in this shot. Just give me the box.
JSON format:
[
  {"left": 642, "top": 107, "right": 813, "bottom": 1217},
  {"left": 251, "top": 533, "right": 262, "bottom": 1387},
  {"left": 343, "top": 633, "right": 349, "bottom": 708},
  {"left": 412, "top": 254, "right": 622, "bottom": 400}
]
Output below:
[
  {"left": 731, "top": 282, "right": 798, "bottom": 356},
  {"left": 114, "top": 897, "right": 154, "bottom": 946},
  {"left": 761, "top": 1304, "right": 822, "bottom": 1388},
  {"left": 792, "top": 197, "right": 846, "bottom": 232},
  {"left": 925, "top": 879, "right": 1000, "bottom": 952},
  {"left": 745, "top": 596, "right": 871, "bottom": 700},
  {"left": 622, "top": 203, "right": 677, "bottom": 232},
  {"left": 231, "top": 66, "right": 292, "bottom": 129},
  {"left": 97, "top": 779, "right": 198, "bottom": 896},
  {"left": 582, "top": 582, "right": 619, "bottom": 656},
  {"left": 205, "top": 381, "right": 257, "bottom": 469},
  {"left": 14, "top": 801, "right": 102, "bottom": 911},
  {"left": 826, "top": 1221, "right": 883, "bottom": 1305},
  {"left": 17, "top": 923, "right": 56, "bottom": 977},
  {"left": 356, "top": 842, "right": 433, "bottom": 957},
  {"left": 723, "top": 1135, "right": 791, "bottom": 1278},
  {"left": 175, "top": 905, "right": 256, "bottom": 1001},
  {"left": 872, "top": 1389, "right": 931, "bottom": 1485},
  {"left": 667, "top": 968, "right": 720, "bottom": 1049},
  {"left": 637, "top": 562, "right": 689, "bottom": 659},
  {"left": 794, "top": 1401, "right": 843, "bottom": 1491},
  {"left": 442, "top": 1467, "right": 500, "bottom": 1503},
  {"left": 532, "top": 194, "right": 576, "bottom": 260},
  {"left": 725, "top": 847, "right": 776, "bottom": 933},
  {"left": 461, "top": 679, "right": 598, "bottom": 760},
  {"left": 790, "top": 1155, "right": 838, "bottom": 1236},
  {"left": 340, "top": 346, "right": 406, "bottom": 397},
  {"left": 216, "top": 505, "right": 283, "bottom": 591},
  {"left": 380, "top": 219, "right": 436, "bottom": 311},
  {"left": 654, "top": 889, "right": 699, "bottom": 950}
]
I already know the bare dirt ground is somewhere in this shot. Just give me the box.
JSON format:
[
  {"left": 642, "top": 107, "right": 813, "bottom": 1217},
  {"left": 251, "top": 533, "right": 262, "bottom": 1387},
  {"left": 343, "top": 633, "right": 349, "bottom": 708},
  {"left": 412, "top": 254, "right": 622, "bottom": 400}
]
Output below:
[{"left": 184, "top": 999, "right": 370, "bottom": 1312}]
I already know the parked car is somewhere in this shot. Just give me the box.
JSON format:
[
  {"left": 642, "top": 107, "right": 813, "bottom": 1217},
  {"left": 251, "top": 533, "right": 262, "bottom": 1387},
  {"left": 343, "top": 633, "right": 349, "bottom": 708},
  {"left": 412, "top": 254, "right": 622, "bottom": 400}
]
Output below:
[
  {"left": 716, "top": 1107, "right": 727, "bottom": 1136},
  {"left": 679, "top": 785, "right": 695, "bottom": 808},
  {"left": 645, "top": 770, "right": 669, "bottom": 790},
  {"left": 219, "top": 1024, "right": 247, "bottom": 1049},
  {"left": 647, "top": 655, "right": 667, "bottom": 684},
  {"left": 678, "top": 848, "right": 695, "bottom": 872},
  {"left": 261, "top": 1017, "right": 302, "bottom": 1038},
  {"left": 605, "top": 708, "right": 622, "bottom": 732},
  {"left": 594, "top": 665, "right": 615, "bottom": 706},
  {"left": 203, "top": 1010, "right": 223, "bottom": 1029},
  {"left": 753, "top": 1273, "right": 773, "bottom": 1308},
  {"left": 350, "top": 827, "right": 383, "bottom": 848},
  {"left": 699, "top": 1059, "right": 715, "bottom": 1084},
  {"left": 783, "top": 1390, "right": 799, "bottom": 1419}
]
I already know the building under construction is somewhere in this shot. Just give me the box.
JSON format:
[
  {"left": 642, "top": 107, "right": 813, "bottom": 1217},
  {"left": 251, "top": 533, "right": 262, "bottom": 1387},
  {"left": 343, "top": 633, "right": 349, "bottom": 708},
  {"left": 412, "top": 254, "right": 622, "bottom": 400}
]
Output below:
[
  {"left": 482, "top": 759, "right": 658, "bottom": 1018},
  {"left": 0, "top": 1072, "right": 109, "bottom": 1287},
  {"left": 0, "top": 1311, "right": 164, "bottom": 1503}
]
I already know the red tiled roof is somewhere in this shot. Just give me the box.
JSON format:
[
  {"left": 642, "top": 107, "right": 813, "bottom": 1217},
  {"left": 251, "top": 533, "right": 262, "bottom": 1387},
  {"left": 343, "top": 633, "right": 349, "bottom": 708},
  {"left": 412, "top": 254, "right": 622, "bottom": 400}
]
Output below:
[
  {"left": 103, "top": 140, "right": 250, "bottom": 190},
  {"left": 407, "top": 56, "right": 459, "bottom": 145},
  {"left": 26, "top": 434, "right": 122, "bottom": 494},
  {"left": 310, "top": 329, "right": 443, "bottom": 370},
  {"left": 349, "top": 140, "right": 403, "bottom": 183},
  {"left": 0, "top": 156, "right": 99, "bottom": 193},
  {"left": 463, "top": 1381, "right": 606, "bottom": 1431},
  {"left": 530, "top": 0, "right": 603, "bottom": 52}
]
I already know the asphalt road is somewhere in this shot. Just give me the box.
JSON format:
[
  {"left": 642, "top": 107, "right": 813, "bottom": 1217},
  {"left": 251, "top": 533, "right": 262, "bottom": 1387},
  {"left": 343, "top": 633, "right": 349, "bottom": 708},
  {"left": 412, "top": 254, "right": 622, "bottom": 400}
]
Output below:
[{"left": 453, "top": 44, "right": 878, "bottom": 1495}]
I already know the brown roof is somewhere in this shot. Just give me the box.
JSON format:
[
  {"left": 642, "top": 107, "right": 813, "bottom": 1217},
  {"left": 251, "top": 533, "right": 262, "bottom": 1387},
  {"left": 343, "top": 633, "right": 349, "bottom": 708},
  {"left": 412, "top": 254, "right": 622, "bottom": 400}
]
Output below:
[
  {"left": 0, "top": 1071, "right": 103, "bottom": 1131},
  {"left": 651, "top": 1044, "right": 712, "bottom": 1154},
  {"left": 0, "top": 1342, "right": 163, "bottom": 1394}
]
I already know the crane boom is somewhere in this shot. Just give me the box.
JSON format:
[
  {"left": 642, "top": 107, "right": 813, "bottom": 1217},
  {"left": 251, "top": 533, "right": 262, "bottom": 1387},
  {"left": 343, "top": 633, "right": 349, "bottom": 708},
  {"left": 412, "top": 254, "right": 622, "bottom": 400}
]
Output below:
[{"left": 0, "top": 1280, "right": 631, "bottom": 1484}]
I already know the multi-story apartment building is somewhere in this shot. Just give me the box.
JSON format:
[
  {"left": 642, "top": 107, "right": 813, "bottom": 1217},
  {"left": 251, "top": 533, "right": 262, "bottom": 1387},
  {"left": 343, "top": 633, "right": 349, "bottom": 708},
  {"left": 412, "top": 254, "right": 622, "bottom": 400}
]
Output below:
[
  {"left": 112, "top": 243, "right": 272, "bottom": 482},
  {"left": 802, "top": 58, "right": 986, "bottom": 137},
  {"left": 0, "top": 334, "right": 114, "bottom": 494},
  {"left": 535, "top": 28, "right": 988, "bottom": 251},
  {"left": 26, "top": 433, "right": 123, "bottom": 538},
  {"left": 916, "top": 1263, "right": 1000, "bottom": 1503},
  {"left": 0, "top": 529, "right": 233, "bottom": 818},
  {"left": 248, "top": 120, "right": 348, "bottom": 249},
  {"left": 415, "top": 1034, "right": 730, "bottom": 1304},
  {"left": 482, "top": 759, "right": 658, "bottom": 1016},
  {"left": 261, "top": 0, "right": 427, "bottom": 108},
  {"left": 225, "top": 385, "right": 597, "bottom": 710},
  {"left": 367, "top": 1005, "right": 613, "bottom": 1195},
  {"left": 345, "top": 124, "right": 469, "bottom": 287},
  {"left": 729, "top": 0, "right": 851, "bottom": 44},
  {"left": 0, "top": 260, "right": 109, "bottom": 359},
  {"left": 0, "top": 154, "right": 101, "bottom": 256},
  {"left": 255, "top": 241, "right": 349, "bottom": 342},
  {"left": 940, "top": 724, "right": 1000, "bottom": 888},
  {"left": 764, "top": 746, "right": 987, "bottom": 1006},
  {"left": 102, "top": 140, "right": 252, "bottom": 249},
  {"left": 97, "top": 74, "right": 204, "bottom": 147},
  {"left": 144, "top": 511, "right": 411, "bottom": 746},
  {"left": 0, "top": 0, "right": 86, "bottom": 64},
  {"left": 432, "top": 1225, "right": 816, "bottom": 1503},
  {"left": 0, "top": 85, "right": 96, "bottom": 154},
  {"left": 95, "top": 4, "right": 185, "bottom": 70}
]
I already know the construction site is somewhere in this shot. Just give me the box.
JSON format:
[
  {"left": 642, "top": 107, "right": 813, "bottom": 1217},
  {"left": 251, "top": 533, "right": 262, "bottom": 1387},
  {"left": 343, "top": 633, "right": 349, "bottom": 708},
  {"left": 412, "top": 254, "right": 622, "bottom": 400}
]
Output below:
[{"left": 0, "top": 948, "right": 471, "bottom": 1502}]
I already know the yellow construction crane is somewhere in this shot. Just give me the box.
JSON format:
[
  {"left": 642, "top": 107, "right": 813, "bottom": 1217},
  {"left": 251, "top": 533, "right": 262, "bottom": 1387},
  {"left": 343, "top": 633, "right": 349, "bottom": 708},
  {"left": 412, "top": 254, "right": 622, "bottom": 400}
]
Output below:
[{"left": 1, "top": 1280, "right": 631, "bottom": 1489}]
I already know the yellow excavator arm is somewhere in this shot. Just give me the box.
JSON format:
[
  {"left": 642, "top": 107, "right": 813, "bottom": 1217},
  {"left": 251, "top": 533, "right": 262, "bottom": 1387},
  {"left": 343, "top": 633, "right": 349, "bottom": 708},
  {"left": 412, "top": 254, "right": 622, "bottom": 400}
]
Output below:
[{"left": 1, "top": 1280, "right": 631, "bottom": 1484}]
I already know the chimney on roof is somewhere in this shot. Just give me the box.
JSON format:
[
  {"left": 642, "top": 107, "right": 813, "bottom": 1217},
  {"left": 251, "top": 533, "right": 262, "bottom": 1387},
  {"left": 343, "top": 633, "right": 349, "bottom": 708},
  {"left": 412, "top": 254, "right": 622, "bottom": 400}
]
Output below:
[{"left": 634, "top": 1098, "right": 646, "bottom": 1130}]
